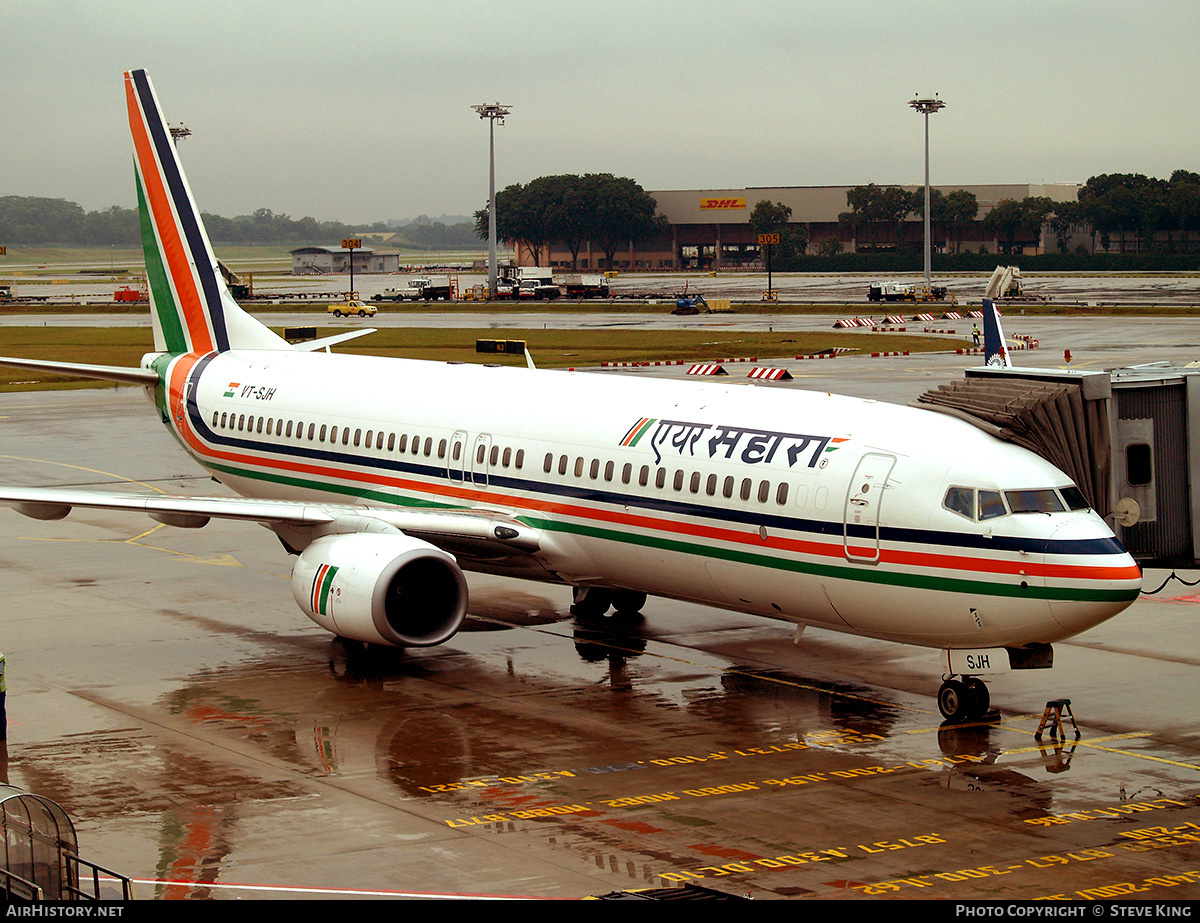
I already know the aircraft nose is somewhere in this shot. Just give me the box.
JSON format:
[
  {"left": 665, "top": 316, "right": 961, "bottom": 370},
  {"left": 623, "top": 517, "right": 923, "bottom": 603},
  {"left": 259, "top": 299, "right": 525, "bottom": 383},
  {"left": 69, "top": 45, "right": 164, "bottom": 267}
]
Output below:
[{"left": 1046, "top": 518, "right": 1142, "bottom": 637}]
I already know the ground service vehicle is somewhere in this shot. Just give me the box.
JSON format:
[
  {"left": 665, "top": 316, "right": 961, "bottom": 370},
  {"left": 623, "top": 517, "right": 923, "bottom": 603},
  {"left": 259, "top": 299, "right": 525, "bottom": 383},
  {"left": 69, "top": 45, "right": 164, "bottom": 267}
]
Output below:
[{"left": 328, "top": 300, "right": 376, "bottom": 317}]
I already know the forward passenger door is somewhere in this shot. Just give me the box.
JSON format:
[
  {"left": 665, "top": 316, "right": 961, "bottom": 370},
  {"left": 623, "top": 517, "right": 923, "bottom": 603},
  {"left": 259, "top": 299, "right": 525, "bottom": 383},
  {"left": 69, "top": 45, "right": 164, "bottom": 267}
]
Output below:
[{"left": 843, "top": 453, "right": 896, "bottom": 563}]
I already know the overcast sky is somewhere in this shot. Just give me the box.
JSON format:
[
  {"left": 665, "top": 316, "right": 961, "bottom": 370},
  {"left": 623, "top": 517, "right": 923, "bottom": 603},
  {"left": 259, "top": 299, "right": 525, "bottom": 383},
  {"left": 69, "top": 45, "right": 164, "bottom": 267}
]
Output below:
[{"left": 3, "top": 0, "right": 1197, "bottom": 223}]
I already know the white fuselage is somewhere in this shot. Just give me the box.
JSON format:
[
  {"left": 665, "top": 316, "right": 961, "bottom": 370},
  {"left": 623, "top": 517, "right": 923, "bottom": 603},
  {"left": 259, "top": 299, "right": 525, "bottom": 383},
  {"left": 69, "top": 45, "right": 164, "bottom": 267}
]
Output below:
[{"left": 154, "top": 348, "right": 1142, "bottom": 651}]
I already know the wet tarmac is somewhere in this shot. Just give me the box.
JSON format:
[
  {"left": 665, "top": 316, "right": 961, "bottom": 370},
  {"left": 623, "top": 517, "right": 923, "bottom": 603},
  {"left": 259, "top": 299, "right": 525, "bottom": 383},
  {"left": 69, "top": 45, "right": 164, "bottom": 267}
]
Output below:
[{"left": 1, "top": 330, "right": 1200, "bottom": 900}]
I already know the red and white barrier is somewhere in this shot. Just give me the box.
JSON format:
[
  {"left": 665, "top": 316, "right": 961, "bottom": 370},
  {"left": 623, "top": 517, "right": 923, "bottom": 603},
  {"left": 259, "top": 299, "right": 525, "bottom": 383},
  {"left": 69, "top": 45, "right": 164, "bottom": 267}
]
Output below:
[
  {"left": 687, "top": 363, "right": 727, "bottom": 376},
  {"left": 748, "top": 367, "right": 793, "bottom": 381}
]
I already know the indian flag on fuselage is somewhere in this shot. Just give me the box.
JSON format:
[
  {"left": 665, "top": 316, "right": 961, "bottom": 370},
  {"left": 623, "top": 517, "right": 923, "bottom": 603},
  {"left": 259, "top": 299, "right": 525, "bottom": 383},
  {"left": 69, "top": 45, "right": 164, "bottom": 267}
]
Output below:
[{"left": 124, "top": 69, "right": 289, "bottom": 356}]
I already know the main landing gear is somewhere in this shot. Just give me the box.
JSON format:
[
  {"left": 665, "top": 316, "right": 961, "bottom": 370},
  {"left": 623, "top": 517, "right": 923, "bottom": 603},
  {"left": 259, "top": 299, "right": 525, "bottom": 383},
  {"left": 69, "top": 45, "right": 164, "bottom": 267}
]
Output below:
[
  {"left": 570, "top": 587, "right": 647, "bottom": 619},
  {"left": 937, "top": 675, "right": 991, "bottom": 723}
]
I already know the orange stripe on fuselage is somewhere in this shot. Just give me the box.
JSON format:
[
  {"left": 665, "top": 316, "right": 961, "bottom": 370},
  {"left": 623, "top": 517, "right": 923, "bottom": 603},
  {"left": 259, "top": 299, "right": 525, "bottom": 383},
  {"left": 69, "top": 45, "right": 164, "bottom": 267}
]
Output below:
[
  {"left": 166, "top": 358, "right": 1140, "bottom": 588},
  {"left": 124, "top": 73, "right": 214, "bottom": 355}
]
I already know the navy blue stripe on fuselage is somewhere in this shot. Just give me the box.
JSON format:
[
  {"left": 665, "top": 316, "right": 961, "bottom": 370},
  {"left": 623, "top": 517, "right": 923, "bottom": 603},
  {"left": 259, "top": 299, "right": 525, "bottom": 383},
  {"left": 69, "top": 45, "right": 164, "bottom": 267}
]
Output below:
[{"left": 181, "top": 355, "right": 1127, "bottom": 560}]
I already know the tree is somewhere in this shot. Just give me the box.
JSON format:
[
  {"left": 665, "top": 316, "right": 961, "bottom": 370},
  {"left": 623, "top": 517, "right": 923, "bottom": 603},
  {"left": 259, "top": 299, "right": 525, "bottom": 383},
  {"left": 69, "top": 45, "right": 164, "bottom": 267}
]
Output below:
[
  {"left": 750, "top": 200, "right": 807, "bottom": 265},
  {"left": 982, "top": 197, "right": 1055, "bottom": 253},
  {"left": 815, "top": 235, "right": 843, "bottom": 257},
  {"left": 476, "top": 182, "right": 552, "bottom": 266},
  {"left": 476, "top": 174, "right": 664, "bottom": 269},
  {"left": 1076, "top": 173, "right": 1169, "bottom": 252},
  {"left": 750, "top": 200, "right": 792, "bottom": 235},
  {"left": 946, "top": 190, "right": 979, "bottom": 254},
  {"left": 839, "top": 184, "right": 913, "bottom": 250},
  {"left": 587, "top": 174, "right": 665, "bottom": 270},
  {"left": 1169, "top": 176, "right": 1200, "bottom": 252}
]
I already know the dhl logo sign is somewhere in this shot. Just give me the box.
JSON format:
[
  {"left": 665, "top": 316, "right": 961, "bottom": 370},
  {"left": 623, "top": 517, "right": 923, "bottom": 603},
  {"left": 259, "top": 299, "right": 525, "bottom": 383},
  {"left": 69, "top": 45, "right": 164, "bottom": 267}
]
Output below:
[{"left": 700, "top": 197, "right": 746, "bottom": 210}]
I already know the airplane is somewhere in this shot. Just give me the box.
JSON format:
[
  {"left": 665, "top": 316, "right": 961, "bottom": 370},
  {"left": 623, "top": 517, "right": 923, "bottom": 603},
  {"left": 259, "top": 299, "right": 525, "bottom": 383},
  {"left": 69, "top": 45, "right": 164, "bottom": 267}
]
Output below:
[{"left": 0, "top": 70, "right": 1143, "bottom": 723}]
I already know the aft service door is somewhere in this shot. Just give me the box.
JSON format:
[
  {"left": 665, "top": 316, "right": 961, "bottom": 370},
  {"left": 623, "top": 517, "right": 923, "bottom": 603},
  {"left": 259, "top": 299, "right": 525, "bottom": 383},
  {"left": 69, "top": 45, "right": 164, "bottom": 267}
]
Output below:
[
  {"left": 471, "top": 433, "right": 492, "bottom": 488},
  {"left": 843, "top": 452, "right": 896, "bottom": 564}
]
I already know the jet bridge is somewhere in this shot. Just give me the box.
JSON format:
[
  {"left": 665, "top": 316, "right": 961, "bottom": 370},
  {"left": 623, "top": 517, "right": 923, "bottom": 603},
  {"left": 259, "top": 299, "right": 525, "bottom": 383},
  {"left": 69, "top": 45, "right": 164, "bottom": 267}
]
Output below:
[{"left": 916, "top": 365, "right": 1200, "bottom": 565}]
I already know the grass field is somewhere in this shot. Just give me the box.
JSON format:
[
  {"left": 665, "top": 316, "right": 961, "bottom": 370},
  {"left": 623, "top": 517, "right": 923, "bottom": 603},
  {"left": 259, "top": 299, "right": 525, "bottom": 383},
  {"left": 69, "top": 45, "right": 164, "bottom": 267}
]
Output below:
[{"left": 0, "top": 326, "right": 964, "bottom": 391}]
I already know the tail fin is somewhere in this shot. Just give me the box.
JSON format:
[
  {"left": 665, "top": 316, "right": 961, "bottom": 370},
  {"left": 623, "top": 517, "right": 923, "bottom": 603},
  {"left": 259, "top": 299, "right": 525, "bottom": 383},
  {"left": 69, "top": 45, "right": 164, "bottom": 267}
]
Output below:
[
  {"left": 125, "top": 70, "right": 289, "bottom": 354},
  {"left": 981, "top": 298, "right": 1013, "bottom": 368}
]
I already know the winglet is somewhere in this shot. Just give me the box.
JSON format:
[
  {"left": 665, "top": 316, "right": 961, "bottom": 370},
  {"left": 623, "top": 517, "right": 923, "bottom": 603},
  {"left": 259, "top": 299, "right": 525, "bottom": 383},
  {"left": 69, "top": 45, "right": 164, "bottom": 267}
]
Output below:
[
  {"left": 981, "top": 298, "right": 1012, "bottom": 368},
  {"left": 124, "top": 70, "right": 289, "bottom": 354}
]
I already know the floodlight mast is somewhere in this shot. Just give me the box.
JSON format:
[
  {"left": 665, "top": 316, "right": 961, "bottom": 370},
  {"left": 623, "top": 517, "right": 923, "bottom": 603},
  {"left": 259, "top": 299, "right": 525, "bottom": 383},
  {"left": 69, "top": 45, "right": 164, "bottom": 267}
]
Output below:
[
  {"left": 472, "top": 102, "right": 512, "bottom": 299},
  {"left": 908, "top": 95, "right": 945, "bottom": 290}
]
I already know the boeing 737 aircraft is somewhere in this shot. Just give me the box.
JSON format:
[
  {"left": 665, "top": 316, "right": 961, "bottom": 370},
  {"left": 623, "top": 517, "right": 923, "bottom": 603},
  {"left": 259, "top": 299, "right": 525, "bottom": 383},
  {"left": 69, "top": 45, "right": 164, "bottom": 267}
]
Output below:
[{"left": 0, "top": 71, "right": 1142, "bottom": 722}]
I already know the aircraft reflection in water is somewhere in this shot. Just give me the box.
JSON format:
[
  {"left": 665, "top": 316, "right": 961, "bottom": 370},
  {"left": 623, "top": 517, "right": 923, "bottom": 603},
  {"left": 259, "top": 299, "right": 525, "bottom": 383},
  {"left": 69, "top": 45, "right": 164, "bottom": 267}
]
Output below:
[{"left": 0, "top": 69, "right": 1141, "bottom": 722}]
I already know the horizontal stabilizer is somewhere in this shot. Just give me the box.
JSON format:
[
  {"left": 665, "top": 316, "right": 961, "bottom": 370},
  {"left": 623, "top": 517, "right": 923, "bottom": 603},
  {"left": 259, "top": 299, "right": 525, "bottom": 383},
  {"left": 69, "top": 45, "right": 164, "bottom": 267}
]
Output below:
[
  {"left": 0, "top": 356, "right": 159, "bottom": 387},
  {"left": 292, "top": 329, "right": 377, "bottom": 352}
]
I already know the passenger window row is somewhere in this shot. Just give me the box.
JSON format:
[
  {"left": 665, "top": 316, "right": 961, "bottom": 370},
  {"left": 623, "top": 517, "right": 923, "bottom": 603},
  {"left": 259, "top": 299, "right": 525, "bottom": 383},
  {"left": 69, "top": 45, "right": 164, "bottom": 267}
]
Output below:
[
  {"left": 540, "top": 452, "right": 791, "bottom": 506},
  {"left": 208, "top": 410, "right": 525, "bottom": 470}
]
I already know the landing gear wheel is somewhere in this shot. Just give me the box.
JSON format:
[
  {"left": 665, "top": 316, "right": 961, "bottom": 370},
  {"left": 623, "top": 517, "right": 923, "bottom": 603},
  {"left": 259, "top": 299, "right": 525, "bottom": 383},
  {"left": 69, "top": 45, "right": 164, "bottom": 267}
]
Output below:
[
  {"left": 964, "top": 677, "right": 990, "bottom": 716},
  {"left": 937, "top": 679, "right": 969, "bottom": 722},
  {"left": 938, "top": 676, "right": 991, "bottom": 722},
  {"left": 570, "top": 587, "right": 612, "bottom": 618},
  {"left": 610, "top": 590, "right": 647, "bottom": 615}
]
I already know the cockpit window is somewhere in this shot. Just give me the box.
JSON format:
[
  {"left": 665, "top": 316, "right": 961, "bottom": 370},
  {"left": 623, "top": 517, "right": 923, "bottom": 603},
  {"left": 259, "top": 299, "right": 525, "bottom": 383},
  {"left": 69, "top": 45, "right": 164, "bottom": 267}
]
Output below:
[
  {"left": 1060, "top": 485, "right": 1089, "bottom": 511},
  {"left": 1005, "top": 489, "right": 1065, "bottom": 514},
  {"left": 978, "top": 490, "right": 1007, "bottom": 520},
  {"left": 943, "top": 486, "right": 974, "bottom": 519}
]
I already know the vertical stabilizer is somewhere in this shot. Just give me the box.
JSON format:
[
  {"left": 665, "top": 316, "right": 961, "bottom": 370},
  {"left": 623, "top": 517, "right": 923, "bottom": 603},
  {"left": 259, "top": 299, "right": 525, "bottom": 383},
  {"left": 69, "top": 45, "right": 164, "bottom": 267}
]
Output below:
[
  {"left": 125, "top": 70, "right": 290, "bottom": 354},
  {"left": 982, "top": 298, "right": 1013, "bottom": 368}
]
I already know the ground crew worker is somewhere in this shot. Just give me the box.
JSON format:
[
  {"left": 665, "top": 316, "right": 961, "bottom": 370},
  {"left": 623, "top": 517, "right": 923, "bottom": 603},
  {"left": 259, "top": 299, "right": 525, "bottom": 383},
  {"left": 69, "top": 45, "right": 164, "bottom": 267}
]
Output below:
[{"left": 972, "top": 324, "right": 981, "bottom": 347}]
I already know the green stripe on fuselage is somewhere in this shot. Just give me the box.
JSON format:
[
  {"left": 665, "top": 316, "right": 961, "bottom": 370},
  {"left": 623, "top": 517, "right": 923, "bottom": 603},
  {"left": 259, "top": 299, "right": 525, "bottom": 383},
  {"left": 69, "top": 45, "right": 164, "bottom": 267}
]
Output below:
[{"left": 202, "top": 459, "right": 1139, "bottom": 606}]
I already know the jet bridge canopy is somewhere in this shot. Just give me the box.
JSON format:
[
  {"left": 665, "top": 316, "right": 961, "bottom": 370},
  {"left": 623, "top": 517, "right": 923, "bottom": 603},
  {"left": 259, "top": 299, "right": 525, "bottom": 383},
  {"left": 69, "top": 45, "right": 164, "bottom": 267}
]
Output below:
[
  {"left": 916, "top": 364, "right": 1200, "bottom": 565},
  {"left": 914, "top": 368, "right": 1113, "bottom": 520}
]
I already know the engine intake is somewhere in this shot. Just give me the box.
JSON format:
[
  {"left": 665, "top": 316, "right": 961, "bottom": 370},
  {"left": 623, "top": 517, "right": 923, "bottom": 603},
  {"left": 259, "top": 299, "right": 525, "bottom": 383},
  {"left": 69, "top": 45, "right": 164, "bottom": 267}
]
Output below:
[{"left": 292, "top": 532, "right": 468, "bottom": 647}]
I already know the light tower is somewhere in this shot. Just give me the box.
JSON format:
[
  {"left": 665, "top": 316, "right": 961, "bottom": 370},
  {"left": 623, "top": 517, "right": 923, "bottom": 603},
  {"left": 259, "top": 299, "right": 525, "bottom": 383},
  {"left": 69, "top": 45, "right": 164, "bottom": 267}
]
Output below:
[
  {"left": 471, "top": 102, "right": 511, "bottom": 299},
  {"left": 908, "top": 95, "right": 945, "bottom": 290}
]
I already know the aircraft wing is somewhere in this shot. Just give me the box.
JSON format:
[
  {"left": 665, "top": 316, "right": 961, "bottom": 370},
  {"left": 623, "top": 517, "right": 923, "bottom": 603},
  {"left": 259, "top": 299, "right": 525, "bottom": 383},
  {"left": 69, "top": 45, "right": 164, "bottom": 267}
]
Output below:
[{"left": 0, "top": 487, "right": 542, "bottom": 553}]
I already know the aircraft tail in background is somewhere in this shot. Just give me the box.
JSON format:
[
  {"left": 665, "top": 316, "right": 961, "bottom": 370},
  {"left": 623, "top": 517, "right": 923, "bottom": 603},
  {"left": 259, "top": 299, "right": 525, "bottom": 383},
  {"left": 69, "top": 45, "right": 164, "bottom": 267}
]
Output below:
[
  {"left": 982, "top": 298, "right": 1013, "bottom": 368},
  {"left": 124, "top": 69, "right": 289, "bottom": 355}
]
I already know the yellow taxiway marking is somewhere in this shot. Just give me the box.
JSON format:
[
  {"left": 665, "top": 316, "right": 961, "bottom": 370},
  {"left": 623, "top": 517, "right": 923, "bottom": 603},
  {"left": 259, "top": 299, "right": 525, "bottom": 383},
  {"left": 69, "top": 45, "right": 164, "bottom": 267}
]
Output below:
[{"left": 0, "top": 453, "right": 167, "bottom": 494}]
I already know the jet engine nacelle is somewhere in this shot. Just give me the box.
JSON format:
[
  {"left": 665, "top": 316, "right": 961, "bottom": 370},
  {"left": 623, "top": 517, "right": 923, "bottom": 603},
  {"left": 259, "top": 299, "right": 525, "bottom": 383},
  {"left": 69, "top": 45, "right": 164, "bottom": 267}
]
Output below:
[{"left": 291, "top": 532, "right": 468, "bottom": 647}]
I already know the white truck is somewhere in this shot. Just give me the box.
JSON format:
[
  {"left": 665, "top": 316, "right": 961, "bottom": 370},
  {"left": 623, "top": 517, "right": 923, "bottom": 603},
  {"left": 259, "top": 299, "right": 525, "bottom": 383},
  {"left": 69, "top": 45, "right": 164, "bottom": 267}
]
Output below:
[{"left": 560, "top": 274, "right": 610, "bottom": 298}]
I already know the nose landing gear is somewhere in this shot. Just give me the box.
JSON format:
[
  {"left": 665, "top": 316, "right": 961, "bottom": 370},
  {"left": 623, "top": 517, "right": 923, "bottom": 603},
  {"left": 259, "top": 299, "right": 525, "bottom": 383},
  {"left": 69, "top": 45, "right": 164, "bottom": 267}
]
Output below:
[{"left": 937, "top": 675, "right": 991, "bottom": 722}]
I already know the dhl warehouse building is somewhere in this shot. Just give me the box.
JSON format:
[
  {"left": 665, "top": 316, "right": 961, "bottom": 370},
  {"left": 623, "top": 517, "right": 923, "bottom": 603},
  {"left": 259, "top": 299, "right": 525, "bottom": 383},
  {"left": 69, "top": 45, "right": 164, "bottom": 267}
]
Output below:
[{"left": 518, "top": 183, "right": 1080, "bottom": 271}]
